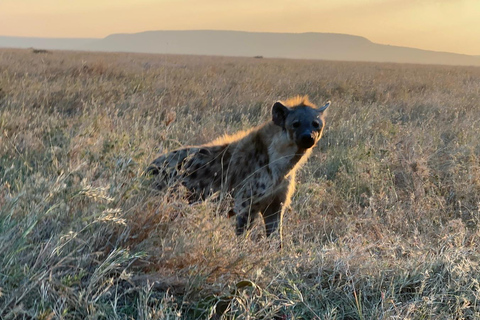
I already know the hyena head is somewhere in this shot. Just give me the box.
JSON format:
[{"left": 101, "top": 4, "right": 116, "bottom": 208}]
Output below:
[{"left": 272, "top": 97, "right": 330, "bottom": 150}]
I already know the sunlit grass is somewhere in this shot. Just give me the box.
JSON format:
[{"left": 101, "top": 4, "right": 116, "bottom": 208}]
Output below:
[{"left": 1, "top": 48, "right": 479, "bottom": 319}]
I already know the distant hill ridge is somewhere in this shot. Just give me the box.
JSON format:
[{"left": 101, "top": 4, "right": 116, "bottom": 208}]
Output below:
[{"left": 1, "top": 30, "right": 479, "bottom": 66}]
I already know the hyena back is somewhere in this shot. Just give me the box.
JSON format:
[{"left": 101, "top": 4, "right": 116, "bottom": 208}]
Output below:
[{"left": 147, "top": 96, "right": 330, "bottom": 244}]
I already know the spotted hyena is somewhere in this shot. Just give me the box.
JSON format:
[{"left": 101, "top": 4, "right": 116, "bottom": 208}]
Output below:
[{"left": 147, "top": 96, "right": 330, "bottom": 245}]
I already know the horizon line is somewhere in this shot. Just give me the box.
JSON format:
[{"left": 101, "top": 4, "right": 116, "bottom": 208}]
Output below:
[{"left": 1, "top": 29, "right": 478, "bottom": 57}]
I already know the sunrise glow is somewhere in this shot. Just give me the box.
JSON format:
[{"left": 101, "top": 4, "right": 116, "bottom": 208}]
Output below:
[{"left": 1, "top": 0, "right": 479, "bottom": 55}]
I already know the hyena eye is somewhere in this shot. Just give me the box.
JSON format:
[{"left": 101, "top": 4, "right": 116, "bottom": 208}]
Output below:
[
  {"left": 312, "top": 121, "right": 320, "bottom": 129},
  {"left": 292, "top": 121, "right": 300, "bottom": 128}
]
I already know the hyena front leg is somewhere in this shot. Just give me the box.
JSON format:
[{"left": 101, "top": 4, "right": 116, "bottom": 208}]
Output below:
[
  {"left": 261, "top": 198, "right": 284, "bottom": 238},
  {"left": 259, "top": 198, "right": 286, "bottom": 248},
  {"left": 234, "top": 198, "right": 260, "bottom": 236},
  {"left": 261, "top": 181, "right": 291, "bottom": 247}
]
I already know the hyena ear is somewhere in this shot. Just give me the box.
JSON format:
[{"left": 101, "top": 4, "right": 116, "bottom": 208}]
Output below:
[
  {"left": 272, "top": 101, "right": 290, "bottom": 128},
  {"left": 318, "top": 101, "right": 331, "bottom": 113}
]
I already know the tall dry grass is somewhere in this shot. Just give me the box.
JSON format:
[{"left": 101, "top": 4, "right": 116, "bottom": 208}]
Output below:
[{"left": 1, "top": 48, "right": 480, "bottom": 319}]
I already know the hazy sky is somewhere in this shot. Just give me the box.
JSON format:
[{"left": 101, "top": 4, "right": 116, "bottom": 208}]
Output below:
[{"left": 1, "top": 0, "right": 479, "bottom": 55}]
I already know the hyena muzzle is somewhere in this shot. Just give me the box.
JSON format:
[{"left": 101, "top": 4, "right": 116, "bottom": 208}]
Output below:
[{"left": 147, "top": 97, "right": 330, "bottom": 245}]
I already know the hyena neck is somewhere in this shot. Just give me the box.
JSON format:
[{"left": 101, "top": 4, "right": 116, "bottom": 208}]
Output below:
[
  {"left": 263, "top": 122, "right": 311, "bottom": 182},
  {"left": 288, "top": 148, "right": 312, "bottom": 176}
]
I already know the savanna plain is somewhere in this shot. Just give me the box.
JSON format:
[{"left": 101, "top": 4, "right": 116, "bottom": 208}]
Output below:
[{"left": 1, "top": 48, "right": 480, "bottom": 319}]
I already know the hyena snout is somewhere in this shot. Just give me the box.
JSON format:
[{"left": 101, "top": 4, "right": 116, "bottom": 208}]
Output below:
[{"left": 296, "top": 131, "right": 316, "bottom": 149}]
